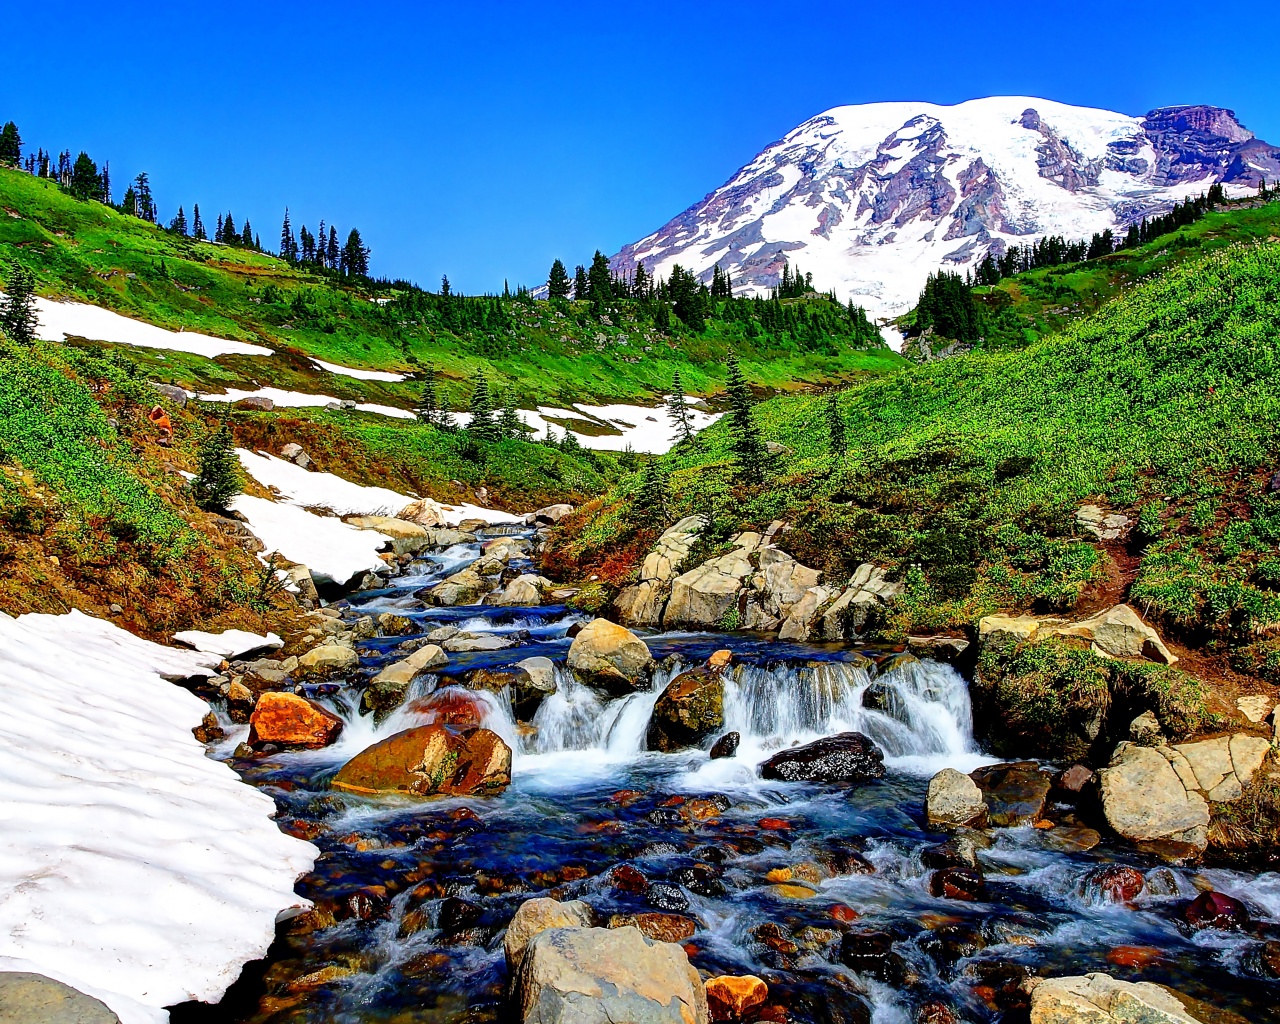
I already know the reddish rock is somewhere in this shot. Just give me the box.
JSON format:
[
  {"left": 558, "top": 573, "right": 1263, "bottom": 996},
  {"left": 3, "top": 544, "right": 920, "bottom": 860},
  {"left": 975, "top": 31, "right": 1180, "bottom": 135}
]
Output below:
[
  {"left": 830, "top": 903, "right": 860, "bottom": 923},
  {"left": 248, "top": 692, "right": 343, "bottom": 749},
  {"left": 608, "top": 912, "right": 697, "bottom": 943},
  {"left": 1185, "top": 890, "right": 1249, "bottom": 931},
  {"left": 330, "top": 724, "right": 511, "bottom": 797},
  {"left": 406, "top": 687, "right": 487, "bottom": 727},
  {"left": 709, "top": 732, "right": 740, "bottom": 759},
  {"left": 1055, "top": 764, "right": 1095, "bottom": 793},
  {"left": 705, "top": 975, "right": 768, "bottom": 1022},
  {"left": 707, "top": 649, "right": 733, "bottom": 671},
  {"left": 610, "top": 863, "right": 650, "bottom": 894},
  {"left": 758, "top": 817, "right": 794, "bottom": 831},
  {"left": 916, "top": 1001, "right": 958, "bottom": 1024},
  {"left": 1106, "top": 945, "right": 1163, "bottom": 967},
  {"left": 1085, "top": 865, "right": 1145, "bottom": 904},
  {"left": 928, "top": 867, "right": 985, "bottom": 901}
]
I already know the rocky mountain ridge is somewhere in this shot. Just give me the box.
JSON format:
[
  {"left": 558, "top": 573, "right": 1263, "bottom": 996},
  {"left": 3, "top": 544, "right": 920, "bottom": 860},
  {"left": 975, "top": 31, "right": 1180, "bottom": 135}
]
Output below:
[{"left": 612, "top": 97, "right": 1280, "bottom": 317}]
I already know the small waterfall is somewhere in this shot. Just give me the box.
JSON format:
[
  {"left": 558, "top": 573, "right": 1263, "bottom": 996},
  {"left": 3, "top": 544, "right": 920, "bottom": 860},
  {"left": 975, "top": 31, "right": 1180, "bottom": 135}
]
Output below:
[{"left": 521, "top": 664, "right": 678, "bottom": 756}]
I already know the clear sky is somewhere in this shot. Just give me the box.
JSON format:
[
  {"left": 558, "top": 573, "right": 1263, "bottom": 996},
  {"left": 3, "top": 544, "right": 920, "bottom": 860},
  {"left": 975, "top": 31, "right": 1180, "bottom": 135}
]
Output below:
[{"left": 2, "top": 1, "right": 1275, "bottom": 293}]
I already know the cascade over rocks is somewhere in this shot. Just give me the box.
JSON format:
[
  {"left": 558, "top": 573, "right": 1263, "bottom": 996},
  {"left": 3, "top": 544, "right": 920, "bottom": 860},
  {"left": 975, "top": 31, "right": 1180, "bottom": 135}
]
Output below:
[
  {"left": 363, "top": 644, "right": 448, "bottom": 715},
  {"left": 331, "top": 724, "right": 511, "bottom": 797},
  {"left": 758, "top": 732, "right": 885, "bottom": 784},
  {"left": 647, "top": 652, "right": 731, "bottom": 752},
  {"left": 513, "top": 925, "right": 709, "bottom": 1024},
  {"left": 566, "top": 618, "right": 653, "bottom": 694},
  {"left": 248, "top": 692, "right": 343, "bottom": 749}
]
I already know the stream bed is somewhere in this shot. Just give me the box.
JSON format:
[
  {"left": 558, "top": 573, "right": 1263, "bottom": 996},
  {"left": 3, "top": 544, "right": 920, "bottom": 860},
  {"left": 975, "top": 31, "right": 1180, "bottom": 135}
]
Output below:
[{"left": 199, "top": 527, "right": 1280, "bottom": 1023}]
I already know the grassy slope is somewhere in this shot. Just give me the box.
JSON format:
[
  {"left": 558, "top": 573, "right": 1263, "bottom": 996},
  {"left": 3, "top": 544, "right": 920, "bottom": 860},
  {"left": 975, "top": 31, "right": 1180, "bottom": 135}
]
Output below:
[
  {"left": 554, "top": 242, "right": 1280, "bottom": 658},
  {"left": 0, "top": 167, "right": 906, "bottom": 410}
]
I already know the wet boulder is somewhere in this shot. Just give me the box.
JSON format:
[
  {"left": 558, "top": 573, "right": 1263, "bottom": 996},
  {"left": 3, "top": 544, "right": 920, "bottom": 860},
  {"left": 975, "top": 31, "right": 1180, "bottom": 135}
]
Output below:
[
  {"left": 969, "top": 761, "right": 1052, "bottom": 827},
  {"left": 425, "top": 567, "right": 490, "bottom": 607},
  {"left": 330, "top": 724, "right": 511, "bottom": 797},
  {"left": 376, "top": 612, "right": 416, "bottom": 636},
  {"left": 567, "top": 618, "right": 653, "bottom": 694},
  {"left": 1185, "top": 890, "right": 1248, "bottom": 931},
  {"left": 928, "top": 867, "right": 985, "bottom": 901},
  {"left": 444, "top": 632, "right": 516, "bottom": 653},
  {"left": 1098, "top": 742, "right": 1209, "bottom": 852},
  {"left": 1081, "top": 865, "right": 1145, "bottom": 904},
  {"left": 248, "top": 692, "right": 343, "bottom": 749},
  {"left": 647, "top": 666, "right": 725, "bottom": 752},
  {"left": 406, "top": 688, "right": 488, "bottom": 728},
  {"left": 363, "top": 644, "right": 448, "bottom": 714},
  {"left": 513, "top": 925, "right": 709, "bottom": 1024},
  {"left": 505, "top": 898, "right": 597, "bottom": 969},
  {"left": 297, "top": 643, "right": 360, "bottom": 678},
  {"left": 758, "top": 732, "right": 885, "bottom": 785},
  {"left": 645, "top": 883, "right": 690, "bottom": 913},
  {"left": 609, "top": 912, "right": 697, "bottom": 944},
  {"left": 705, "top": 975, "right": 768, "bottom": 1022},
  {"left": 925, "top": 768, "right": 988, "bottom": 829},
  {"left": 709, "top": 731, "right": 739, "bottom": 759},
  {"left": 492, "top": 574, "right": 551, "bottom": 607},
  {"left": 1029, "top": 973, "right": 1200, "bottom": 1024},
  {"left": 839, "top": 930, "right": 907, "bottom": 985}
]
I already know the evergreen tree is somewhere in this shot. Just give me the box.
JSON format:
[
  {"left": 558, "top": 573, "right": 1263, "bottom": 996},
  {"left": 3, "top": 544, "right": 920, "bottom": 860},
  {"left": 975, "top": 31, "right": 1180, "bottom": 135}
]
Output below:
[
  {"left": 316, "top": 220, "right": 327, "bottom": 267},
  {"left": 573, "top": 264, "right": 589, "bottom": 301},
  {"left": 190, "top": 422, "right": 242, "bottom": 513},
  {"left": 299, "top": 225, "right": 315, "bottom": 263},
  {"left": 222, "top": 212, "right": 237, "bottom": 244},
  {"left": 133, "top": 173, "right": 155, "bottom": 221},
  {"left": 279, "top": 209, "right": 296, "bottom": 261},
  {"left": 587, "top": 250, "right": 612, "bottom": 306},
  {"left": 632, "top": 457, "right": 670, "bottom": 528},
  {"left": 240, "top": 219, "right": 253, "bottom": 247},
  {"left": 326, "top": 226, "right": 339, "bottom": 268},
  {"left": 467, "top": 373, "right": 499, "bottom": 441},
  {"left": 560, "top": 429, "right": 583, "bottom": 455},
  {"left": 633, "top": 261, "right": 649, "bottom": 298},
  {"left": 169, "top": 206, "right": 188, "bottom": 236},
  {"left": 547, "top": 258, "right": 570, "bottom": 299},
  {"left": 192, "top": 204, "right": 206, "bottom": 241},
  {"left": 68, "top": 152, "right": 101, "bottom": 201},
  {"left": 100, "top": 161, "right": 111, "bottom": 205},
  {"left": 0, "top": 122, "right": 21, "bottom": 166},
  {"left": 724, "top": 355, "right": 768, "bottom": 484},
  {"left": 498, "top": 391, "right": 522, "bottom": 439},
  {"left": 415, "top": 366, "right": 441, "bottom": 424},
  {"left": 666, "top": 370, "right": 694, "bottom": 445},
  {"left": 341, "top": 228, "right": 369, "bottom": 276},
  {"left": 825, "top": 390, "right": 847, "bottom": 457},
  {"left": 668, "top": 265, "right": 707, "bottom": 331},
  {"left": 0, "top": 263, "right": 38, "bottom": 344},
  {"left": 121, "top": 184, "right": 138, "bottom": 217}
]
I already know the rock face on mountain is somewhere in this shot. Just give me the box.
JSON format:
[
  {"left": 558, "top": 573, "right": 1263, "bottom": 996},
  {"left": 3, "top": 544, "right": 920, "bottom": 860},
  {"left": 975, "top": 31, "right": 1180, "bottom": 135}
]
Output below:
[{"left": 612, "top": 98, "right": 1280, "bottom": 316}]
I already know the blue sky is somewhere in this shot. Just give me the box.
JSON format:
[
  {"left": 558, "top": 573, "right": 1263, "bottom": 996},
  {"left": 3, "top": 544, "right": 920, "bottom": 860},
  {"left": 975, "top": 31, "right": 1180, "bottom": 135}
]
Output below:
[{"left": 2, "top": 1, "right": 1274, "bottom": 293}]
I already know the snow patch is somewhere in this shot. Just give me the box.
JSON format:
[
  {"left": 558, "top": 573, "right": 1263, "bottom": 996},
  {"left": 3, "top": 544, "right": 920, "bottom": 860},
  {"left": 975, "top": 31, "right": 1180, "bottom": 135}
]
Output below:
[
  {"left": 198, "top": 387, "right": 415, "bottom": 420},
  {"left": 455, "top": 397, "right": 721, "bottom": 453},
  {"left": 30, "top": 297, "right": 273, "bottom": 358},
  {"left": 171, "top": 628, "right": 283, "bottom": 660},
  {"left": 310, "top": 358, "right": 407, "bottom": 382},
  {"left": 0, "top": 609, "right": 315, "bottom": 1020}
]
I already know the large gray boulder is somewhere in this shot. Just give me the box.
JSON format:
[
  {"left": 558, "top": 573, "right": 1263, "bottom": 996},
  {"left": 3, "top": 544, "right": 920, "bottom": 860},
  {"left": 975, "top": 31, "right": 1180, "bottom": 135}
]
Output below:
[
  {"left": 1098, "top": 742, "right": 1209, "bottom": 850},
  {"left": 1029, "top": 973, "right": 1199, "bottom": 1024},
  {"left": 504, "top": 898, "right": 596, "bottom": 970},
  {"left": 513, "top": 926, "right": 709, "bottom": 1024},
  {"left": 0, "top": 973, "right": 120, "bottom": 1024},
  {"left": 926, "top": 768, "right": 988, "bottom": 828},
  {"left": 820, "top": 564, "right": 903, "bottom": 640},
  {"left": 426, "top": 567, "right": 490, "bottom": 606},
  {"left": 345, "top": 515, "right": 434, "bottom": 555},
  {"left": 566, "top": 619, "right": 653, "bottom": 694},
  {"left": 741, "top": 547, "right": 821, "bottom": 631},
  {"left": 663, "top": 532, "right": 763, "bottom": 628},
  {"left": 614, "top": 516, "right": 703, "bottom": 627},
  {"left": 493, "top": 575, "right": 551, "bottom": 607}
]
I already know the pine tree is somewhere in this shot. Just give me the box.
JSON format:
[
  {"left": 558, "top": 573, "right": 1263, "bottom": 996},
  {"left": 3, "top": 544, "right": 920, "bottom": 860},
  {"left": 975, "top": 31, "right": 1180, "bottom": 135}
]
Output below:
[
  {"left": 326, "top": 226, "right": 339, "bottom": 268},
  {"left": 222, "top": 212, "right": 237, "bottom": 244},
  {"left": 725, "top": 355, "right": 768, "bottom": 484},
  {"left": 415, "top": 366, "right": 441, "bottom": 424},
  {"left": 498, "top": 391, "right": 522, "bottom": 439},
  {"left": 633, "top": 261, "right": 649, "bottom": 298},
  {"left": 0, "top": 263, "right": 39, "bottom": 344},
  {"left": 548, "top": 258, "right": 570, "bottom": 299},
  {"left": 240, "top": 219, "right": 253, "bottom": 247},
  {"left": 193, "top": 204, "right": 206, "bottom": 241},
  {"left": 279, "top": 209, "right": 295, "bottom": 261},
  {"left": 68, "top": 152, "right": 101, "bottom": 201},
  {"left": 299, "top": 225, "right": 315, "bottom": 263},
  {"left": 825, "top": 390, "right": 847, "bottom": 457},
  {"left": 100, "top": 161, "right": 111, "bottom": 205},
  {"left": 121, "top": 184, "right": 138, "bottom": 217},
  {"left": 468, "top": 373, "right": 499, "bottom": 441},
  {"left": 0, "top": 122, "right": 21, "bottom": 166},
  {"left": 666, "top": 370, "right": 694, "bottom": 445},
  {"left": 632, "top": 457, "right": 670, "bottom": 528},
  {"left": 588, "top": 250, "right": 612, "bottom": 307},
  {"left": 316, "top": 220, "right": 327, "bottom": 268},
  {"left": 133, "top": 173, "right": 155, "bottom": 221},
  {"left": 190, "top": 422, "right": 242, "bottom": 513},
  {"left": 341, "top": 228, "right": 369, "bottom": 277},
  {"left": 169, "top": 206, "right": 188, "bottom": 236},
  {"left": 573, "top": 264, "right": 589, "bottom": 301}
]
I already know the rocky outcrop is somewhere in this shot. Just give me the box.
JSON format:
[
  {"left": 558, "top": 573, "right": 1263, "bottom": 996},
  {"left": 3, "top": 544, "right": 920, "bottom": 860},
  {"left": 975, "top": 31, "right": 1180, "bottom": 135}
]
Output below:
[
  {"left": 663, "top": 532, "right": 763, "bottom": 628},
  {"left": 741, "top": 547, "right": 822, "bottom": 632},
  {"left": 425, "top": 567, "right": 490, "bottom": 607},
  {"left": 926, "top": 768, "right": 988, "bottom": 828},
  {"left": 820, "top": 564, "right": 903, "bottom": 640},
  {"left": 566, "top": 619, "right": 653, "bottom": 694},
  {"left": 646, "top": 654, "right": 729, "bottom": 752},
  {"left": 248, "top": 692, "right": 343, "bottom": 749},
  {"left": 759, "top": 732, "right": 885, "bottom": 784},
  {"left": 345, "top": 515, "right": 434, "bottom": 555},
  {"left": 1167, "top": 733, "right": 1271, "bottom": 802},
  {"left": 331, "top": 724, "right": 511, "bottom": 797},
  {"left": 1098, "top": 743, "right": 1210, "bottom": 852},
  {"left": 1029, "top": 973, "right": 1201, "bottom": 1024},
  {"left": 513, "top": 926, "right": 709, "bottom": 1024},
  {"left": 979, "top": 604, "right": 1177, "bottom": 665},
  {"left": 398, "top": 497, "right": 448, "bottom": 528},
  {"left": 493, "top": 575, "right": 551, "bottom": 607},
  {"left": 1075, "top": 505, "right": 1132, "bottom": 542},
  {"left": 504, "top": 898, "right": 596, "bottom": 969},
  {"left": 527, "top": 503, "right": 575, "bottom": 526}
]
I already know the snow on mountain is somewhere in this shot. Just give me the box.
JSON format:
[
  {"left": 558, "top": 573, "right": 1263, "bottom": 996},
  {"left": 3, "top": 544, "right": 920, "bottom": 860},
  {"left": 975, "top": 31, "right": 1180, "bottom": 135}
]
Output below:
[{"left": 612, "top": 97, "right": 1280, "bottom": 317}]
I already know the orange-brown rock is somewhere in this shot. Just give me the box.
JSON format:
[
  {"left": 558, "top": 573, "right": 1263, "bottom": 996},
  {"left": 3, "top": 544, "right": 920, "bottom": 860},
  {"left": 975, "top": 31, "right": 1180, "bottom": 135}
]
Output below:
[
  {"left": 707, "top": 649, "right": 733, "bottom": 671},
  {"left": 248, "top": 692, "right": 343, "bottom": 749},
  {"left": 331, "top": 724, "right": 511, "bottom": 797},
  {"left": 705, "top": 974, "right": 768, "bottom": 1022},
  {"left": 608, "top": 912, "right": 698, "bottom": 943},
  {"left": 406, "top": 687, "right": 487, "bottom": 727}
]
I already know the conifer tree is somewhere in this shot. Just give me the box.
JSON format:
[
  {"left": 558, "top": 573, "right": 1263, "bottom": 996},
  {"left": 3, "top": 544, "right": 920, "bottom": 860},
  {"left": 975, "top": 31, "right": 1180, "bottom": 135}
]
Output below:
[
  {"left": 415, "top": 366, "right": 441, "bottom": 425},
  {"left": 121, "top": 184, "right": 137, "bottom": 217},
  {"left": 498, "top": 391, "right": 522, "bottom": 439},
  {"left": 0, "top": 264, "right": 38, "bottom": 344},
  {"left": 133, "top": 173, "right": 155, "bottom": 221},
  {"left": 327, "top": 226, "right": 339, "bottom": 268},
  {"left": 588, "top": 250, "right": 612, "bottom": 307},
  {"left": 0, "top": 122, "right": 21, "bottom": 166},
  {"left": 560, "top": 429, "right": 583, "bottom": 455},
  {"left": 192, "top": 204, "right": 206, "bottom": 241},
  {"left": 666, "top": 370, "right": 694, "bottom": 445},
  {"left": 468, "top": 373, "right": 499, "bottom": 442},
  {"left": 725, "top": 355, "right": 768, "bottom": 484},
  {"left": 632, "top": 457, "right": 670, "bottom": 528},
  {"left": 341, "top": 228, "right": 369, "bottom": 277},
  {"left": 548, "top": 258, "right": 570, "bottom": 299},
  {"left": 68, "top": 152, "right": 101, "bottom": 201},
  {"left": 241, "top": 219, "right": 253, "bottom": 247},
  {"left": 100, "top": 161, "right": 111, "bottom": 205},
  {"left": 216, "top": 213, "right": 224, "bottom": 243},
  {"left": 573, "top": 264, "right": 589, "bottom": 301},
  {"left": 169, "top": 206, "right": 188, "bottom": 236},
  {"left": 222, "top": 212, "right": 237, "bottom": 244},
  {"left": 316, "top": 220, "right": 327, "bottom": 267},
  {"left": 825, "top": 390, "right": 847, "bottom": 457},
  {"left": 191, "top": 422, "right": 242, "bottom": 513},
  {"left": 633, "top": 261, "right": 649, "bottom": 298},
  {"left": 299, "top": 225, "right": 315, "bottom": 263},
  {"left": 279, "top": 209, "right": 295, "bottom": 261}
]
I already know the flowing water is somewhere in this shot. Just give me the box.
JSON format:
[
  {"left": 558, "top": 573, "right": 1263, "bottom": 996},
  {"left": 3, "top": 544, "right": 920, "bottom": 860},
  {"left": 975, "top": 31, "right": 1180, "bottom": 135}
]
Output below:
[{"left": 199, "top": 529, "right": 1280, "bottom": 1023}]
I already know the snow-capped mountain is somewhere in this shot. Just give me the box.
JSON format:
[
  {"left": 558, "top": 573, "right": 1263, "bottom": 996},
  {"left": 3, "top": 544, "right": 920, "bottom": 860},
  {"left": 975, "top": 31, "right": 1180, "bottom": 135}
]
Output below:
[{"left": 612, "top": 97, "right": 1280, "bottom": 316}]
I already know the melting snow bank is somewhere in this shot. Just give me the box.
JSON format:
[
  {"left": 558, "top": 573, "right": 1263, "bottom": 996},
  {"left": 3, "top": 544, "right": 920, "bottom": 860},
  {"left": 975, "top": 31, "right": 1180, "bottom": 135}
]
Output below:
[
  {"left": 310, "top": 357, "right": 406, "bottom": 382},
  {"left": 197, "top": 387, "right": 415, "bottom": 420},
  {"left": 30, "top": 296, "right": 273, "bottom": 358},
  {"left": 0, "top": 610, "right": 317, "bottom": 1023}
]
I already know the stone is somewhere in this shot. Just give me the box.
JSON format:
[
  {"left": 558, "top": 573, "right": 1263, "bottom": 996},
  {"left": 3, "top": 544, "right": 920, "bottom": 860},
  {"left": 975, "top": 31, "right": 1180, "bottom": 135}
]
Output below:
[
  {"left": 398, "top": 497, "right": 448, "bottom": 528},
  {"left": 647, "top": 667, "right": 725, "bottom": 752},
  {"left": 364, "top": 644, "right": 448, "bottom": 713},
  {"left": 758, "top": 732, "right": 885, "bottom": 784},
  {"left": 514, "top": 926, "right": 709, "bottom": 1024},
  {"left": 709, "top": 732, "right": 740, "bottom": 759},
  {"left": 425, "top": 567, "right": 489, "bottom": 606},
  {"left": 609, "top": 913, "right": 697, "bottom": 944},
  {"left": 1055, "top": 765, "right": 1095, "bottom": 794},
  {"left": 512, "top": 656, "right": 558, "bottom": 714},
  {"left": 663, "top": 532, "right": 763, "bottom": 628},
  {"left": 567, "top": 618, "right": 653, "bottom": 694},
  {"left": 615, "top": 517, "right": 703, "bottom": 627},
  {"left": 444, "top": 633, "right": 515, "bottom": 653},
  {"left": 0, "top": 972, "right": 121, "bottom": 1024},
  {"left": 493, "top": 574, "right": 551, "bottom": 607},
  {"left": 1129, "top": 711, "right": 1163, "bottom": 744},
  {"left": 820, "top": 563, "right": 903, "bottom": 639},
  {"left": 929, "top": 867, "right": 985, "bottom": 901},
  {"left": 152, "top": 382, "right": 189, "bottom": 407},
  {"left": 1184, "top": 890, "right": 1248, "bottom": 931},
  {"left": 504, "top": 898, "right": 596, "bottom": 969},
  {"left": 297, "top": 643, "right": 360, "bottom": 677},
  {"left": 1029, "top": 973, "right": 1199, "bottom": 1024},
  {"left": 344, "top": 515, "right": 434, "bottom": 554},
  {"left": 406, "top": 689, "right": 488, "bottom": 728},
  {"left": 1237, "top": 694, "right": 1273, "bottom": 723},
  {"left": 1228, "top": 732, "right": 1271, "bottom": 788},
  {"left": 777, "top": 585, "right": 832, "bottom": 641},
  {"left": 235, "top": 395, "right": 274, "bottom": 410},
  {"left": 248, "top": 692, "right": 343, "bottom": 748},
  {"left": 529, "top": 503, "right": 575, "bottom": 525},
  {"left": 705, "top": 976, "right": 768, "bottom": 1022},
  {"left": 1049, "top": 604, "right": 1177, "bottom": 665},
  {"left": 839, "top": 930, "right": 907, "bottom": 985},
  {"left": 926, "top": 768, "right": 988, "bottom": 828},
  {"left": 331, "top": 724, "right": 511, "bottom": 797},
  {"left": 172, "top": 628, "right": 283, "bottom": 659},
  {"left": 1076, "top": 505, "right": 1132, "bottom": 542},
  {"left": 970, "top": 761, "right": 1053, "bottom": 827},
  {"left": 1098, "top": 742, "right": 1209, "bottom": 847},
  {"left": 1172, "top": 736, "right": 1233, "bottom": 792},
  {"left": 645, "top": 883, "right": 690, "bottom": 912},
  {"left": 1082, "top": 865, "right": 1145, "bottom": 903},
  {"left": 978, "top": 614, "right": 1043, "bottom": 643},
  {"left": 907, "top": 636, "right": 971, "bottom": 661}
]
